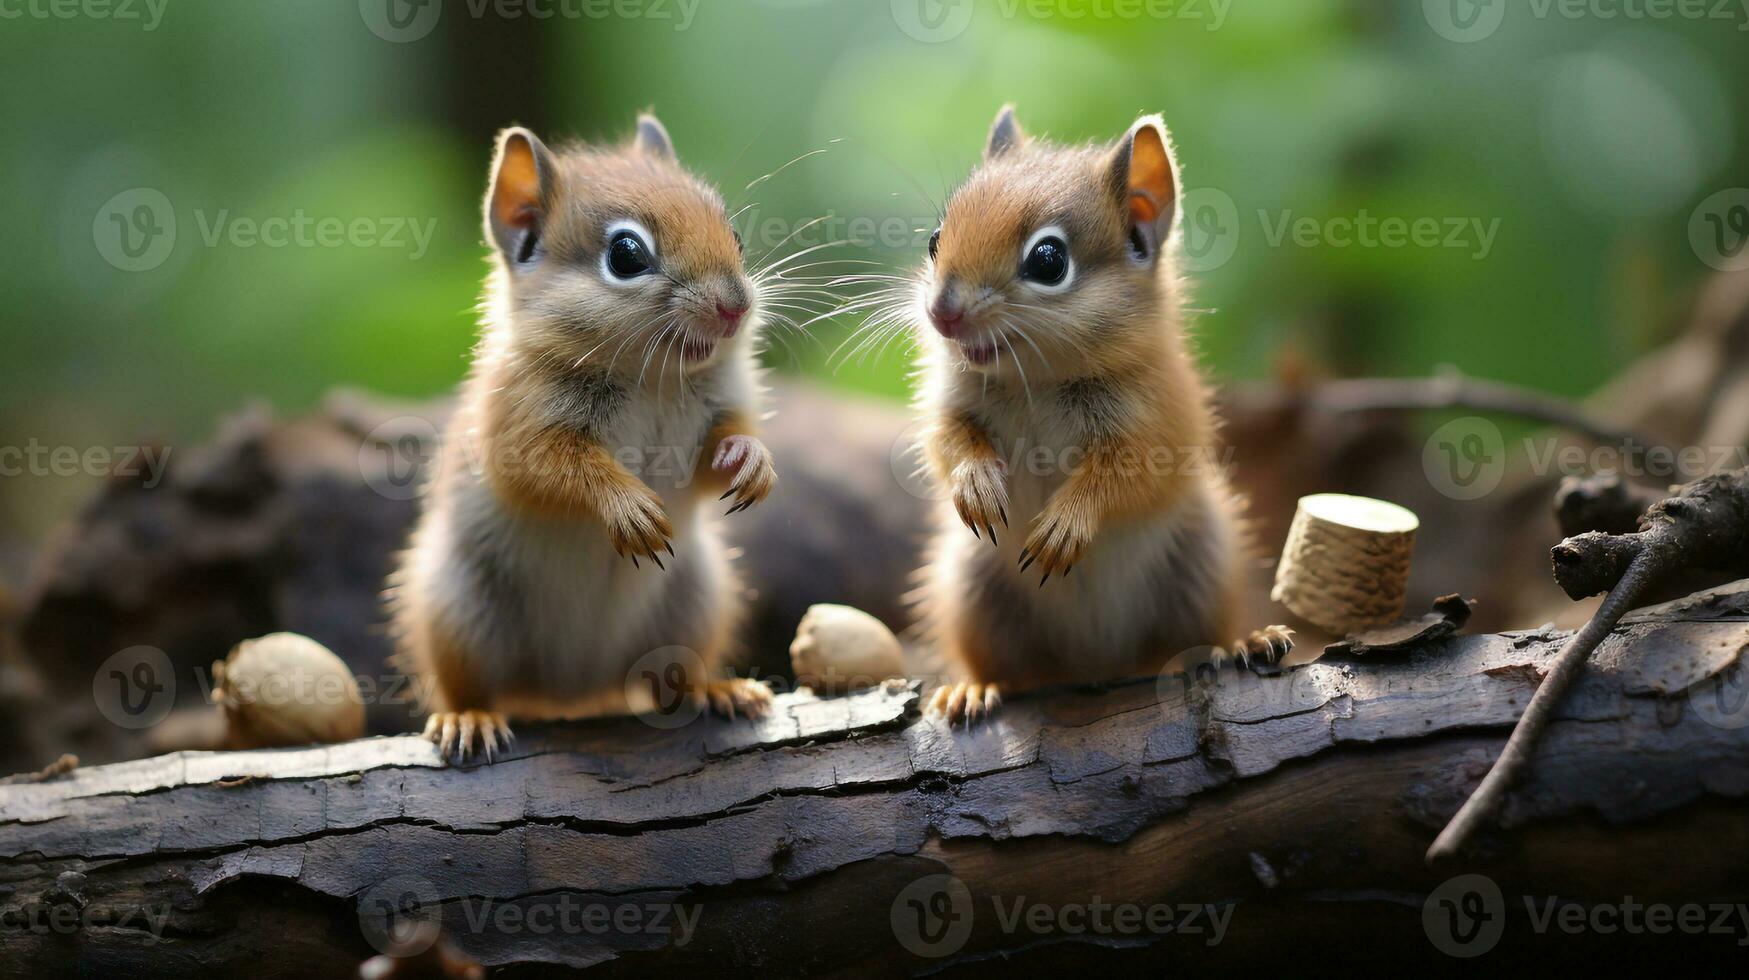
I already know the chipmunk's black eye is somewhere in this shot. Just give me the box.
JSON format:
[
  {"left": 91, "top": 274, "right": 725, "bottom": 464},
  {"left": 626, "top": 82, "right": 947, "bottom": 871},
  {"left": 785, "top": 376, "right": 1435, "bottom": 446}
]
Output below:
[
  {"left": 607, "top": 230, "right": 653, "bottom": 278},
  {"left": 515, "top": 228, "right": 540, "bottom": 265},
  {"left": 1021, "top": 235, "right": 1069, "bottom": 286},
  {"left": 928, "top": 228, "right": 941, "bottom": 261}
]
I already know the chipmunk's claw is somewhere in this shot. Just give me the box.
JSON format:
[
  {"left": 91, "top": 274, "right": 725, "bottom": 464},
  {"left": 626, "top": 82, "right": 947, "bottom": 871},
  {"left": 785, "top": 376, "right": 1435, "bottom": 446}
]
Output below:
[
  {"left": 1225, "top": 625, "right": 1297, "bottom": 669},
  {"left": 928, "top": 682, "right": 1003, "bottom": 726},
  {"left": 714, "top": 435, "right": 775, "bottom": 516},
  {"left": 701, "top": 677, "right": 773, "bottom": 720},
  {"left": 423, "top": 710, "right": 513, "bottom": 765},
  {"left": 951, "top": 457, "right": 1009, "bottom": 549}
]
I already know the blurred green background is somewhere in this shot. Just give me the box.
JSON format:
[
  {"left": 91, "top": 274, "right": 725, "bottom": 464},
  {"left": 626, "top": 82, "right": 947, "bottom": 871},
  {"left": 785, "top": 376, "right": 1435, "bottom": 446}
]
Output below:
[{"left": 1, "top": 0, "right": 1745, "bottom": 556}]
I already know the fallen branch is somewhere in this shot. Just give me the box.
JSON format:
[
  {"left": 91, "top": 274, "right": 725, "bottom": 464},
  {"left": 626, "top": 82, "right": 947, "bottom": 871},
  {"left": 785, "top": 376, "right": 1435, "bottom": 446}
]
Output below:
[
  {"left": 4, "top": 586, "right": 1749, "bottom": 975},
  {"left": 1315, "top": 370, "right": 1655, "bottom": 450},
  {"left": 1426, "top": 469, "right": 1749, "bottom": 862}
]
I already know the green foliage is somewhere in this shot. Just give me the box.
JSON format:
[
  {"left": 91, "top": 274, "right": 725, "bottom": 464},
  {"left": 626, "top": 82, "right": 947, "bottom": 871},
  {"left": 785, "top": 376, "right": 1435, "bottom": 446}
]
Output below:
[{"left": 1, "top": 0, "right": 1742, "bottom": 446}]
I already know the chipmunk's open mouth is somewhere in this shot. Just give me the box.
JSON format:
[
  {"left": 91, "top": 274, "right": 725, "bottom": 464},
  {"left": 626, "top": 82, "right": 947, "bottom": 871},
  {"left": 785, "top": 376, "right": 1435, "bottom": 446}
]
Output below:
[
  {"left": 954, "top": 338, "right": 998, "bottom": 366},
  {"left": 681, "top": 335, "right": 718, "bottom": 362}
]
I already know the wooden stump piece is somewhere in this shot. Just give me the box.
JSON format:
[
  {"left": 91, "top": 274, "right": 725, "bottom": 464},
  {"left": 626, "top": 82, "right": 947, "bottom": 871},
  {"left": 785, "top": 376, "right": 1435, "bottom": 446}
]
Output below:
[{"left": 1271, "top": 493, "right": 1419, "bottom": 634}]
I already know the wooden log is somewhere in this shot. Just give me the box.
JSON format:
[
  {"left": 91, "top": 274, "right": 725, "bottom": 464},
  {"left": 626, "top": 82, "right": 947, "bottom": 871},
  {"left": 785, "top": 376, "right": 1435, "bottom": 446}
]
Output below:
[{"left": 3, "top": 584, "right": 1749, "bottom": 976}]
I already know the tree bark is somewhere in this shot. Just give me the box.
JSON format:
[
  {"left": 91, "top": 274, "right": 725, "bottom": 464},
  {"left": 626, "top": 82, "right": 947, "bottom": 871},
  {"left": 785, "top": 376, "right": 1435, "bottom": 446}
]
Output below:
[{"left": 4, "top": 585, "right": 1749, "bottom": 977}]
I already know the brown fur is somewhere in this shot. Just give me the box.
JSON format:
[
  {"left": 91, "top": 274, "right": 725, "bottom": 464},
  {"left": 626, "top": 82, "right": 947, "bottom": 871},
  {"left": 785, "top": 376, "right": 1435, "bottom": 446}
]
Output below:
[
  {"left": 912, "top": 108, "right": 1281, "bottom": 720},
  {"left": 390, "top": 117, "right": 775, "bottom": 759}
]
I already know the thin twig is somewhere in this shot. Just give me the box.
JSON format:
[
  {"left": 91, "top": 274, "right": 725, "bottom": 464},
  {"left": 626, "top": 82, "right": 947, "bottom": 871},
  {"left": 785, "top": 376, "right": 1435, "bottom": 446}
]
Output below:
[
  {"left": 1426, "top": 468, "right": 1749, "bottom": 862},
  {"left": 1317, "top": 371, "right": 1653, "bottom": 451}
]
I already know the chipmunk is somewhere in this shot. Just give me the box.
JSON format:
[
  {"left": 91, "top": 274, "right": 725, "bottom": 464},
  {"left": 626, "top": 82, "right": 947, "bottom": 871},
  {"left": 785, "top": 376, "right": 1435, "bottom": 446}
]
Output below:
[
  {"left": 392, "top": 115, "right": 776, "bottom": 760},
  {"left": 915, "top": 107, "right": 1292, "bottom": 723}
]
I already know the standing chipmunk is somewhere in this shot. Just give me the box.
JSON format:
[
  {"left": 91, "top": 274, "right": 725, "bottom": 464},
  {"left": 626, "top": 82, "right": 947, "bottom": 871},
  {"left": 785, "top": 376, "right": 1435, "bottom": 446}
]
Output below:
[
  {"left": 392, "top": 115, "right": 777, "bottom": 760},
  {"left": 915, "top": 107, "right": 1291, "bottom": 723}
]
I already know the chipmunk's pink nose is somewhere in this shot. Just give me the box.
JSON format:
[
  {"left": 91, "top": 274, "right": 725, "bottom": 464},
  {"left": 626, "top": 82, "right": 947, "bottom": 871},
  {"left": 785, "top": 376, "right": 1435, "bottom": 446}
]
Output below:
[
  {"left": 928, "top": 297, "right": 964, "bottom": 337},
  {"left": 716, "top": 301, "right": 748, "bottom": 332}
]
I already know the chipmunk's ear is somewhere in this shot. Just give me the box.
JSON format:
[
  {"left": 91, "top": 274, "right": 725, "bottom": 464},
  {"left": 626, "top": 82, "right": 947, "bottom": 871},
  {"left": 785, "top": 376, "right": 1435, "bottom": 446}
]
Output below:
[
  {"left": 485, "top": 127, "right": 556, "bottom": 265},
  {"left": 1107, "top": 114, "right": 1180, "bottom": 264},
  {"left": 985, "top": 104, "right": 1026, "bottom": 160},
  {"left": 634, "top": 112, "right": 676, "bottom": 161}
]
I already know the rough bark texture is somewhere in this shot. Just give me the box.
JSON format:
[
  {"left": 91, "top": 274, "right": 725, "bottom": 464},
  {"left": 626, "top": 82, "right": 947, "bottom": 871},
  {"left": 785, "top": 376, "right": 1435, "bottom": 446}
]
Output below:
[{"left": 4, "top": 584, "right": 1748, "bottom": 976}]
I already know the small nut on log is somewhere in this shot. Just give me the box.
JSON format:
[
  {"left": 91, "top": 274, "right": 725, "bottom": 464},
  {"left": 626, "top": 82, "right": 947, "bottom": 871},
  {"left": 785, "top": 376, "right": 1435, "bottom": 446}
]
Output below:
[
  {"left": 1272, "top": 493, "right": 1419, "bottom": 635},
  {"left": 212, "top": 632, "right": 364, "bottom": 749},
  {"left": 789, "top": 604, "right": 905, "bottom": 695}
]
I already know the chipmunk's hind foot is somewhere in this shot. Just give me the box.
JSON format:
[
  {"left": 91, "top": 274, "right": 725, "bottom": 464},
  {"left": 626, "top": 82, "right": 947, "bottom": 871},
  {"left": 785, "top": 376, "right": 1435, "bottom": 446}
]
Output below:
[
  {"left": 702, "top": 677, "right": 773, "bottom": 720},
  {"left": 423, "top": 710, "right": 514, "bottom": 764},
  {"left": 1227, "top": 625, "right": 1296, "bottom": 669},
  {"left": 927, "top": 682, "right": 1003, "bottom": 726}
]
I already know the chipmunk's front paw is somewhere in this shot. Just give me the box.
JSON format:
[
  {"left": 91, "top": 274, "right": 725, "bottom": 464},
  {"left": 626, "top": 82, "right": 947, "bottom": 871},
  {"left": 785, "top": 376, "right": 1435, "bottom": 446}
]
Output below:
[
  {"left": 950, "top": 457, "right": 1009, "bottom": 545},
  {"left": 714, "top": 435, "right": 775, "bottom": 515},
  {"left": 700, "top": 677, "right": 773, "bottom": 720},
  {"left": 606, "top": 489, "right": 674, "bottom": 568},
  {"left": 927, "top": 682, "right": 1002, "bottom": 726},
  {"left": 1019, "top": 507, "right": 1093, "bottom": 584},
  {"left": 423, "top": 710, "right": 513, "bottom": 763},
  {"left": 1227, "top": 625, "right": 1296, "bottom": 668}
]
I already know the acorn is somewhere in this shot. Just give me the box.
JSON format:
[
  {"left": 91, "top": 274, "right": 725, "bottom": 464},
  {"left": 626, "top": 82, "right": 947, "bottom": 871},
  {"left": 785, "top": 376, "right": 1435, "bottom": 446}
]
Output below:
[
  {"left": 212, "top": 632, "right": 364, "bottom": 748},
  {"left": 789, "top": 604, "right": 905, "bottom": 695}
]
